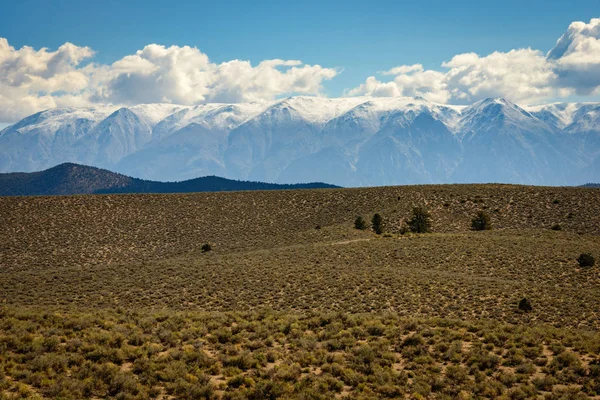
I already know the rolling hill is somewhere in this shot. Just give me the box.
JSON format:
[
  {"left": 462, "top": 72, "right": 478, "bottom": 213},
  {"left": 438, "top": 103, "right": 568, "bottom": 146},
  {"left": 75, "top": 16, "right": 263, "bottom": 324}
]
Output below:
[
  {"left": 0, "top": 163, "right": 339, "bottom": 196},
  {"left": 1, "top": 184, "right": 599, "bottom": 398}
]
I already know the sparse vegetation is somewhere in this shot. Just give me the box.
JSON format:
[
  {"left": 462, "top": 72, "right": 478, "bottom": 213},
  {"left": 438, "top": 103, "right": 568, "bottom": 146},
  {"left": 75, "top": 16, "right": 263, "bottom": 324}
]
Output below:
[
  {"left": 371, "top": 213, "right": 384, "bottom": 234},
  {"left": 407, "top": 206, "right": 431, "bottom": 233},
  {"left": 1, "top": 184, "right": 599, "bottom": 398},
  {"left": 471, "top": 211, "right": 492, "bottom": 231},
  {"left": 0, "top": 308, "right": 598, "bottom": 399}
]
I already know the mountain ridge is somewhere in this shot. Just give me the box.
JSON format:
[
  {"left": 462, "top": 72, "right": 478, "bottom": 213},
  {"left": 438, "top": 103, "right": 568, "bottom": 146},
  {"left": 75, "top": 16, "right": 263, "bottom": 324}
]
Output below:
[
  {"left": 1, "top": 96, "right": 598, "bottom": 186},
  {"left": 0, "top": 163, "right": 339, "bottom": 196}
]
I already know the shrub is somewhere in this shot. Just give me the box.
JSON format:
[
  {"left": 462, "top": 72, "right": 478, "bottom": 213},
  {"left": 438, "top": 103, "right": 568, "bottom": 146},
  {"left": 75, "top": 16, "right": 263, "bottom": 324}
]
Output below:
[
  {"left": 371, "top": 213, "right": 384, "bottom": 235},
  {"left": 201, "top": 243, "right": 212, "bottom": 253},
  {"left": 407, "top": 207, "right": 431, "bottom": 233},
  {"left": 518, "top": 298, "right": 532, "bottom": 312},
  {"left": 551, "top": 224, "right": 562, "bottom": 231},
  {"left": 354, "top": 216, "right": 367, "bottom": 230},
  {"left": 577, "top": 253, "right": 595, "bottom": 267},
  {"left": 471, "top": 211, "right": 492, "bottom": 231}
]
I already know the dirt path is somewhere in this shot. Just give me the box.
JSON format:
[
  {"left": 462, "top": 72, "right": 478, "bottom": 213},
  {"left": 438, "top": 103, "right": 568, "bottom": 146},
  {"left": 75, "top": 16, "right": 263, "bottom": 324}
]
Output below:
[{"left": 329, "top": 238, "right": 373, "bottom": 246}]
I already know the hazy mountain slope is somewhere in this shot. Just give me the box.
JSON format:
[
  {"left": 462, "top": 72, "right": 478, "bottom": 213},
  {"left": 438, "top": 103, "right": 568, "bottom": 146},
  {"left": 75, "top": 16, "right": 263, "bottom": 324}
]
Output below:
[
  {"left": 0, "top": 163, "right": 134, "bottom": 196},
  {"left": 454, "top": 99, "right": 575, "bottom": 183},
  {"left": 0, "top": 163, "right": 339, "bottom": 196},
  {"left": 0, "top": 96, "right": 598, "bottom": 186}
]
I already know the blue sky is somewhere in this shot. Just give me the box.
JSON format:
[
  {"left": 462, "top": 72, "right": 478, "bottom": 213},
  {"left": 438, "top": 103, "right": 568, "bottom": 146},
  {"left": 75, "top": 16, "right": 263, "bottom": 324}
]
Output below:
[
  {"left": 2, "top": 0, "right": 597, "bottom": 95},
  {"left": 0, "top": 0, "right": 599, "bottom": 123}
]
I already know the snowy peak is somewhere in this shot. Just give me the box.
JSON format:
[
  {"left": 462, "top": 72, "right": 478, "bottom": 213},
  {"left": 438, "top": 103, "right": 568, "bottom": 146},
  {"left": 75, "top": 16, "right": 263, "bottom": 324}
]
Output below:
[
  {"left": 565, "top": 104, "right": 600, "bottom": 133},
  {"left": 128, "top": 104, "right": 189, "bottom": 127},
  {"left": 458, "top": 97, "right": 550, "bottom": 136},
  {"left": 0, "top": 96, "right": 599, "bottom": 186}
]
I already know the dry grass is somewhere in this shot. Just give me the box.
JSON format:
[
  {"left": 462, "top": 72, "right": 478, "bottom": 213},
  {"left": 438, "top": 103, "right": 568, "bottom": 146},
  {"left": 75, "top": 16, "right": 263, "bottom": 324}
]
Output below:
[
  {"left": 1, "top": 309, "right": 600, "bottom": 399},
  {"left": 1, "top": 229, "right": 599, "bottom": 330},
  {"left": 1, "top": 184, "right": 598, "bottom": 270}
]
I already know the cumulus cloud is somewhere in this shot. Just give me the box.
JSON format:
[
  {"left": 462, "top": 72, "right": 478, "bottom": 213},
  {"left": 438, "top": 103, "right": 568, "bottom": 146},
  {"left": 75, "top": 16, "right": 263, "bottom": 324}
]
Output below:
[
  {"left": 0, "top": 38, "right": 95, "bottom": 122},
  {"left": 348, "top": 18, "right": 600, "bottom": 104},
  {"left": 0, "top": 40, "right": 338, "bottom": 122},
  {"left": 548, "top": 18, "right": 600, "bottom": 95},
  {"left": 2, "top": 18, "right": 600, "bottom": 123}
]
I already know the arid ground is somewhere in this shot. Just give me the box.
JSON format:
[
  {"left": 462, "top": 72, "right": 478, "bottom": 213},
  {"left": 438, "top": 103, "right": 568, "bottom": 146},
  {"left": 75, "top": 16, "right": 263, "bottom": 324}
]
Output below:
[{"left": 1, "top": 185, "right": 599, "bottom": 399}]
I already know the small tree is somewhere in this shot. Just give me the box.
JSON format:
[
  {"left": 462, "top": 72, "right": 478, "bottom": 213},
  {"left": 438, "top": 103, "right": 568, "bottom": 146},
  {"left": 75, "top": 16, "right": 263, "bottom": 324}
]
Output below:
[
  {"left": 577, "top": 253, "right": 595, "bottom": 267},
  {"left": 354, "top": 216, "right": 367, "bottom": 230},
  {"left": 408, "top": 206, "right": 431, "bottom": 233},
  {"left": 371, "top": 213, "right": 384, "bottom": 234},
  {"left": 201, "top": 243, "right": 212, "bottom": 252},
  {"left": 518, "top": 298, "right": 532, "bottom": 312},
  {"left": 471, "top": 211, "right": 492, "bottom": 231}
]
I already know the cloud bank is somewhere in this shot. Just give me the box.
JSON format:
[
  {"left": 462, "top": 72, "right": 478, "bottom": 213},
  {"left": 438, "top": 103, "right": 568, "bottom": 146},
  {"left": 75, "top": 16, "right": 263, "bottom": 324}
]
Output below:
[
  {"left": 349, "top": 18, "right": 600, "bottom": 104},
  {"left": 1, "top": 18, "right": 599, "bottom": 122},
  {"left": 0, "top": 40, "right": 338, "bottom": 122}
]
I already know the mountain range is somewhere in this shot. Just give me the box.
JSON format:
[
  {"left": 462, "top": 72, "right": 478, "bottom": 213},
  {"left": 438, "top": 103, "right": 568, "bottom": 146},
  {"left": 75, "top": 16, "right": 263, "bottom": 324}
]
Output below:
[
  {"left": 0, "top": 163, "right": 338, "bottom": 196},
  {"left": 0, "top": 96, "right": 598, "bottom": 186}
]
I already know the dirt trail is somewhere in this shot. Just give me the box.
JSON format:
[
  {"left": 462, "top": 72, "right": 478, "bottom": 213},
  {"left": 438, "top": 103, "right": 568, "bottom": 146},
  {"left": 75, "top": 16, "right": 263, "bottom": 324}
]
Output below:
[
  {"left": 230, "top": 236, "right": 375, "bottom": 257},
  {"left": 329, "top": 238, "right": 373, "bottom": 246}
]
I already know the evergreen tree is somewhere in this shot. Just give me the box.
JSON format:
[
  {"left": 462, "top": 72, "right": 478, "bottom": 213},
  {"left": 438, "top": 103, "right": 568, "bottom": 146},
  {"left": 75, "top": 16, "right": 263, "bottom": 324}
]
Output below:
[
  {"left": 408, "top": 206, "right": 431, "bottom": 233},
  {"left": 371, "top": 213, "right": 384, "bottom": 234},
  {"left": 471, "top": 211, "right": 492, "bottom": 231},
  {"left": 354, "top": 216, "right": 367, "bottom": 230}
]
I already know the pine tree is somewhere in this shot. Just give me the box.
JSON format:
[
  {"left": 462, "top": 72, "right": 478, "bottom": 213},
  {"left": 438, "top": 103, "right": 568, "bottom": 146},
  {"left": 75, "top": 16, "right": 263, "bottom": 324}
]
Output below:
[
  {"left": 371, "top": 213, "right": 384, "bottom": 234},
  {"left": 471, "top": 211, "right": 492, "bottom": 231},
  {"left": 354, "top": 216, "right": 367, "bottom": 230},
  {"left": 408, "top": 206, "right": 431, "bottom": 233}
]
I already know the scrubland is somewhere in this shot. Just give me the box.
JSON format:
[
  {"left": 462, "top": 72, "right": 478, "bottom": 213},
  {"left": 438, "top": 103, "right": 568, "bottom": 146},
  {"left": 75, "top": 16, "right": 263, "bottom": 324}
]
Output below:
[{"left": 1, "top": 184, "right": 599, "bottom": 399}]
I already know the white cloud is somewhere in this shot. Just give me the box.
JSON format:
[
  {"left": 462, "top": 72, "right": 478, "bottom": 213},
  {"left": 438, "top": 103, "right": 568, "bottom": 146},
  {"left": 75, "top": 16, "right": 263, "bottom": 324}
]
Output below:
[
  {"left": 548, "top": 18, "right": 600, "bottom": 95},
  {"left": 0, "top": 40, "right": 338, "bottom": 122},
  {"left": 381, "top": 64, "right": 423, "bottom": 76},
  {"left": 0, "top": 38, "right": 95, "bottom": 122},
  {"left": 349, "top": 18, "right": 600, "bottom": 105},
  {"left": 2, "top": 18, "right": 600, "bottom": 123}
]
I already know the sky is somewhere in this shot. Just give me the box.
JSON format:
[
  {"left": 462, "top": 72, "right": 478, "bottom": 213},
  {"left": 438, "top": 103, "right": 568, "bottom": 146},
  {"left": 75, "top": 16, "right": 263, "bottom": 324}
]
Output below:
[{"left": 1, "top": 0, "right": 600, "bottom": 124}]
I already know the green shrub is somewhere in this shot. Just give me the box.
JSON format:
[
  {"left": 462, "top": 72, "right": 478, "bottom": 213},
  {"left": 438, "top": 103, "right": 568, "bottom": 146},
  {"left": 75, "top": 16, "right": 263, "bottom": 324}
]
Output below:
[
  {"left": 407, "top": 207, "right": 431, "bottom": 233},
  {"left": 471, "top": 211, "right": 492, "bottom": 231},
  {"left": 577, "top": 253, "right": 595, "bottom": 267},
  {"left": 371, "top": 213, "right": 384, "bottom": 235},
  {"left": 354, "top": 216, "right": 367, "bottom": 230},
  {"left": 518, "top": 298, "right": 532, "bottom": 312},
  {"left": 201, "top": 243, "right": 212, "bottom": 253},
  {"left": 551, "top": 224, "right": 562, "bottom": 231}
]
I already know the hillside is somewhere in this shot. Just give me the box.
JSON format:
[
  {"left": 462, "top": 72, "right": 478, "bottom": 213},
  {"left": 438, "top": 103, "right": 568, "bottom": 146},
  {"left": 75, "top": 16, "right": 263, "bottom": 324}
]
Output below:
[
  {"left": 0, "top": 163, "right": 338, "bottom": 196},
  {"left": 1, "top": 184, "right": 600, "bottom": 398},
  {"left": 1, "top": 185, "right": 599, "bottom": 322},
  {"left": 1, "top": 96, "right": 599, "bottom": 186}
]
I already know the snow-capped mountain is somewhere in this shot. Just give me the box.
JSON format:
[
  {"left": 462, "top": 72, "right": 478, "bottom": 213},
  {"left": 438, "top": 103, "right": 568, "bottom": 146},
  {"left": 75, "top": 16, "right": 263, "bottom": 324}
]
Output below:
[{"left": 0, "top": 96, "right": 598, "bottom": 186}]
